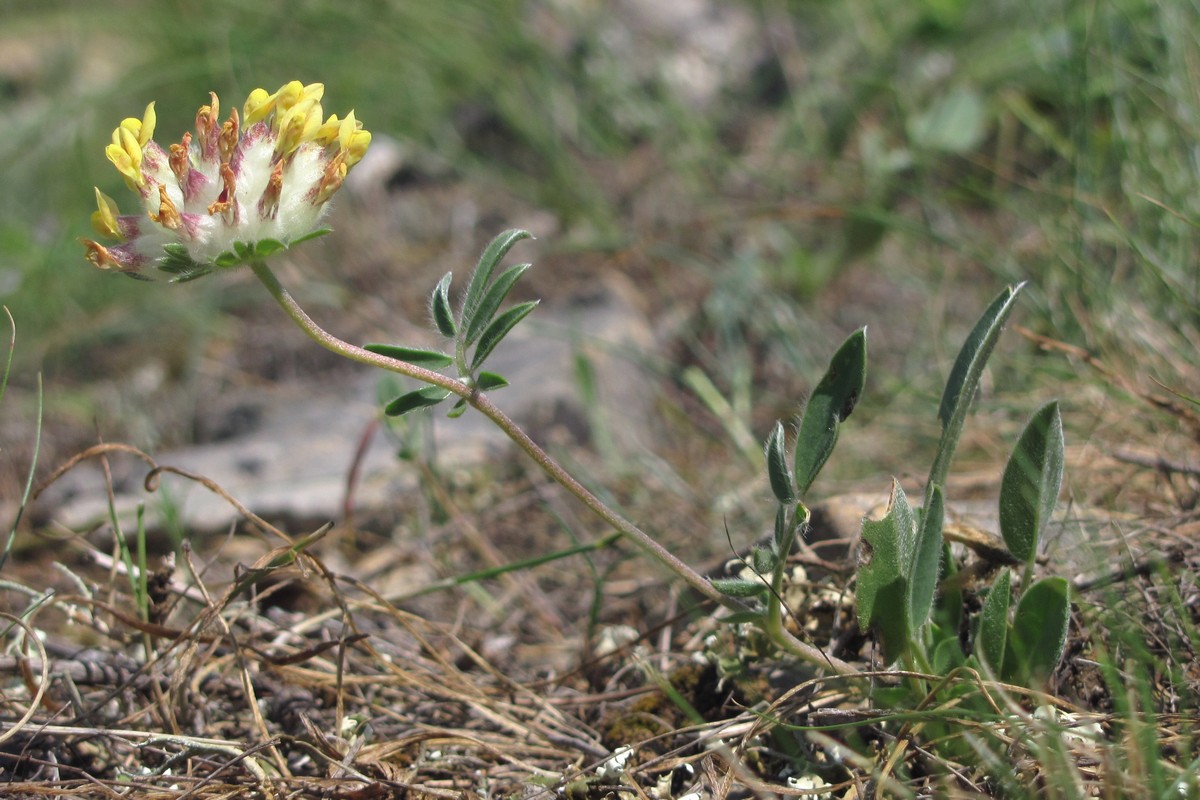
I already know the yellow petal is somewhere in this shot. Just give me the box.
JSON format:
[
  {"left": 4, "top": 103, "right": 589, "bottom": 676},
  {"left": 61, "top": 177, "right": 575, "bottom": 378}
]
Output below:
[
  {"left": 243, "top": 87, "right": 275, "bottom": 125},
  {"left": 138, "top": 102, "right": 156, "bottom": 146},
  {"left": 345, "top": 129, "right": 371, "bottom": 167},
  {"left": 91, "top": 188, "right": 122, "bottom": 238},
  {"left": 105, "top": 140, "right": 142, "bottom": 187}
]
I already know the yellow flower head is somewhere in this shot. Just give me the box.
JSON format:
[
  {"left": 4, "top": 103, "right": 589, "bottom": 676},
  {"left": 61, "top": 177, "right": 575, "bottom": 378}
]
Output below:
[{"left": 82, "top": 82, "right": 371, "bottom": 280}]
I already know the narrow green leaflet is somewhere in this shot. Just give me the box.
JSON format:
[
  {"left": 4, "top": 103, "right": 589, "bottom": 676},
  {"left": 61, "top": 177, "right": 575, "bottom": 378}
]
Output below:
[
  {"left": 927, "top": 283, "right": 1025, "bottom": 505},
  {"left": 975, "top": 568, "right": 1012, "bottom": 671},
  {"left": 385, "top": 386, "right": 452, "bottom": 416},
  {"left": 793, "top": 327, "right": 867, "bottom": 498},
  {"left": 999, "top": 401, "right": 1064, "bottom": 564},
  {"left": 856, "top": 479, "right": 915, "bottom": 663},
  {"left": 464, "top": 262, "right": 532, "bottom": 346},
  {"left": 474, "top": 371, "right": 510, "bottom": 391},
  {"left": 364, "top": 343, "right": 453, "bottom": 368},
  {"left": 431, "top": 272, "right": 457, "bottom": 338},
  {"left": 909, "top": 484, "right": 945, "bottom": 632},
  {"left": 461, "top": 229, "right": 532, "bottom": 333},
  {"left": 764, "top": 421, "right": 795, "bottom": 504},
  {"left": 1003, "top": 576, "right": 1070, "bottom": 686},
  {"left": 288, "top": 228, "right": 332, "bottom": 246},
  {"left": 712, "top": 577, "right": 769, "bottom": 599},
  {"left": 471, "top": 300, "right": 538, "bottom": 370}
]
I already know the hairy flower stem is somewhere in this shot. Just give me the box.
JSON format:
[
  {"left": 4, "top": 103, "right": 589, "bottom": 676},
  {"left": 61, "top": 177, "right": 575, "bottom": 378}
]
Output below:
[{"left": 251, "top": 261, "right": 854, "bottom": 675}]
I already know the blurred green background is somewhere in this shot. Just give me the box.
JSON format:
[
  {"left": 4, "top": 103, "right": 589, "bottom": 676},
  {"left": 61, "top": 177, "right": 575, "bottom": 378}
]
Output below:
[{"left": 2, "top": 0, "right": 1197, "bottom": 466}]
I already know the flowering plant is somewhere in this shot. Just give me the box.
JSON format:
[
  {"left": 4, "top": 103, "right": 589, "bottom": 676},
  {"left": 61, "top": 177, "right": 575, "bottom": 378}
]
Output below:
[{"left": 81, "top": 81, "right": 370, "bottom": 280}]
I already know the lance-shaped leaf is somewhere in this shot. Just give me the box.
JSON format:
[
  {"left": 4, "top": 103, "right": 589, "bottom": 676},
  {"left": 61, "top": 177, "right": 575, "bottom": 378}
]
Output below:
[
  {"left": 1003, "top": 576, "right": 1070, "bottom": 686},
  {"left": 431, "top": 272, "right": 457, "bottom": 338},
  {"left": 471, "top": 300, "right": 538, "bottom": 370},
  {"left": 464, "top": 262, "right": 532, "bottom": 346},
  {"left": 856, "top": 479, "right": 915, "bottom": 663},
  {"left": 927, "top": 283, "right": 1024, "bottom": 505},
  {"left": 364, "top": 343, "right": 453, "bottom": 369},
  {"left": 461, "top": 229, "right": 532, "bottom": 334},
  {"left": 975, "top": 568, "right": 1012, "bottom": 671},
  {"left": 909, "top": 484, "right": 945, "bottom": 632},
  {"left": 764, "top": 421, "right": 796, "bottom": 504},
  {"left": 711, "top": 577, "right": 769, "bottom": 599},
  {"left": 474, "top": 371, "right": 510, "bottom": 391},
  {"left": 999, "top": 401, "right": 1064, "bottom": 564},
  {"left": 794, "top": 327, "right": 867, "bottom": 498},
  {"left": 385, "top": 386, "right": 452, "bottom": 416}
]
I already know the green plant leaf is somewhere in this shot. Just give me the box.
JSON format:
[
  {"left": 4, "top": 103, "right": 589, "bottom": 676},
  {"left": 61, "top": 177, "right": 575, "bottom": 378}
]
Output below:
[
  {"left": 431, "top": 272, "right": 457, "bottom": 338},
  {"left": 793, "top": 327, "right": 867, "bottom": 498},
  {"left": 909, "top": 484, "right": 945, "bottom": 632},
  {"left": 364, "top": 343, "right": 453, "bottom": 368},
  {"left": 253, "top": 238, "right": 286, "bottom": 257},
  {"left": 975, "top": 568, "right": 1011, "bottom": 672},
  {"left": 289, "top": 228, "right": 331, "bottom": 246},
  {"left": 932, "top": 633, "right": 966, "bottom": 673},
  {"left": 464, "top": 262, "right": 532, "bottom": 346},
  {"left": 711, "top": 577, "right": 769, "bottom": 599},
  {"left": 927, "top": 283, "right": 1025, "bottom": 504},
  {"left": 999, "top": 401, "right": 1064, "bottom": 564},
  {"left": 385, "top": 386, "right": 452, "bottom": 416},
  {"left": 474, "top": 371, "right": 510, "bottom": 391},
  {"left": 752, "top": 545, "right": 777, "bottom": 574},
  {"left": 470, "top": 300, "right": 538, "bottom": 370},
  {"left": 764, "top": 421, "right": 796, "bottom": 504},
  {"left": 1003, "top": 576, "right": 1070, "bottom": 686},
  {"left": 212, "top": 249, "right": 240, "bottom": 268},
  {"left": 856, "top": 478, "right": 915, "bottom": 664},
  {"left": 461, "top": 229, "right": 532, "bottom": 334},
  {"left": 446, "top": 397, "right": 469, "bottom": 418}
]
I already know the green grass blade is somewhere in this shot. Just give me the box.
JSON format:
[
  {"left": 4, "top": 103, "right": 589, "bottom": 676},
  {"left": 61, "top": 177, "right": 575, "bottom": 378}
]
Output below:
[
  {"left": 0, "top": 306, "right": 13, "bottom": 406},
  {"left": 1, "top": 371, "right": 40, "bottom": 573}
]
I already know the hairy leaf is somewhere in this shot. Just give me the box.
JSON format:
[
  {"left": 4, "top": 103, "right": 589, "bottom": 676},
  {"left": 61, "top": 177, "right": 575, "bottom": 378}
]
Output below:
[
  {"left": 464, "top": 262, "right": 532, "bottom": 346},
  {"left": 794, "top": 327, "right": 867, "bottom": 498},
  {"left": 909, "top": 484, "right": 945, "bottom": 632},
  {"left": 928, "top": 284, "right": 1024, "bottom": 504},
  {"left": 364, "top": 343, "right": 453, "bottom": 368},
  {"left": 471, "top": 300, "right": 538, "bottom": 370},
  {"left": 999, "top": 402, "right": 1064, "bottom": 564},
  {"left": 461, "top": 229, "right": 532, "bottom": 334},
  {"left": 764, "top": 421, "right": 795, "bottom": 504},
  {"left": 975, "top": 568, "right": 1012, "bottom": 672},
  {"left": 431, "top": 272, "right": 457, "bottom": 338},
  {"left": 1003, "top": 576, "right": 1070, "bottom": 686},
  {"left": 385, "top": 386, "right": 451, "bottom": 416},
  {"left": 856, "top": 479, "right": 915, "bottom": 663}
]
